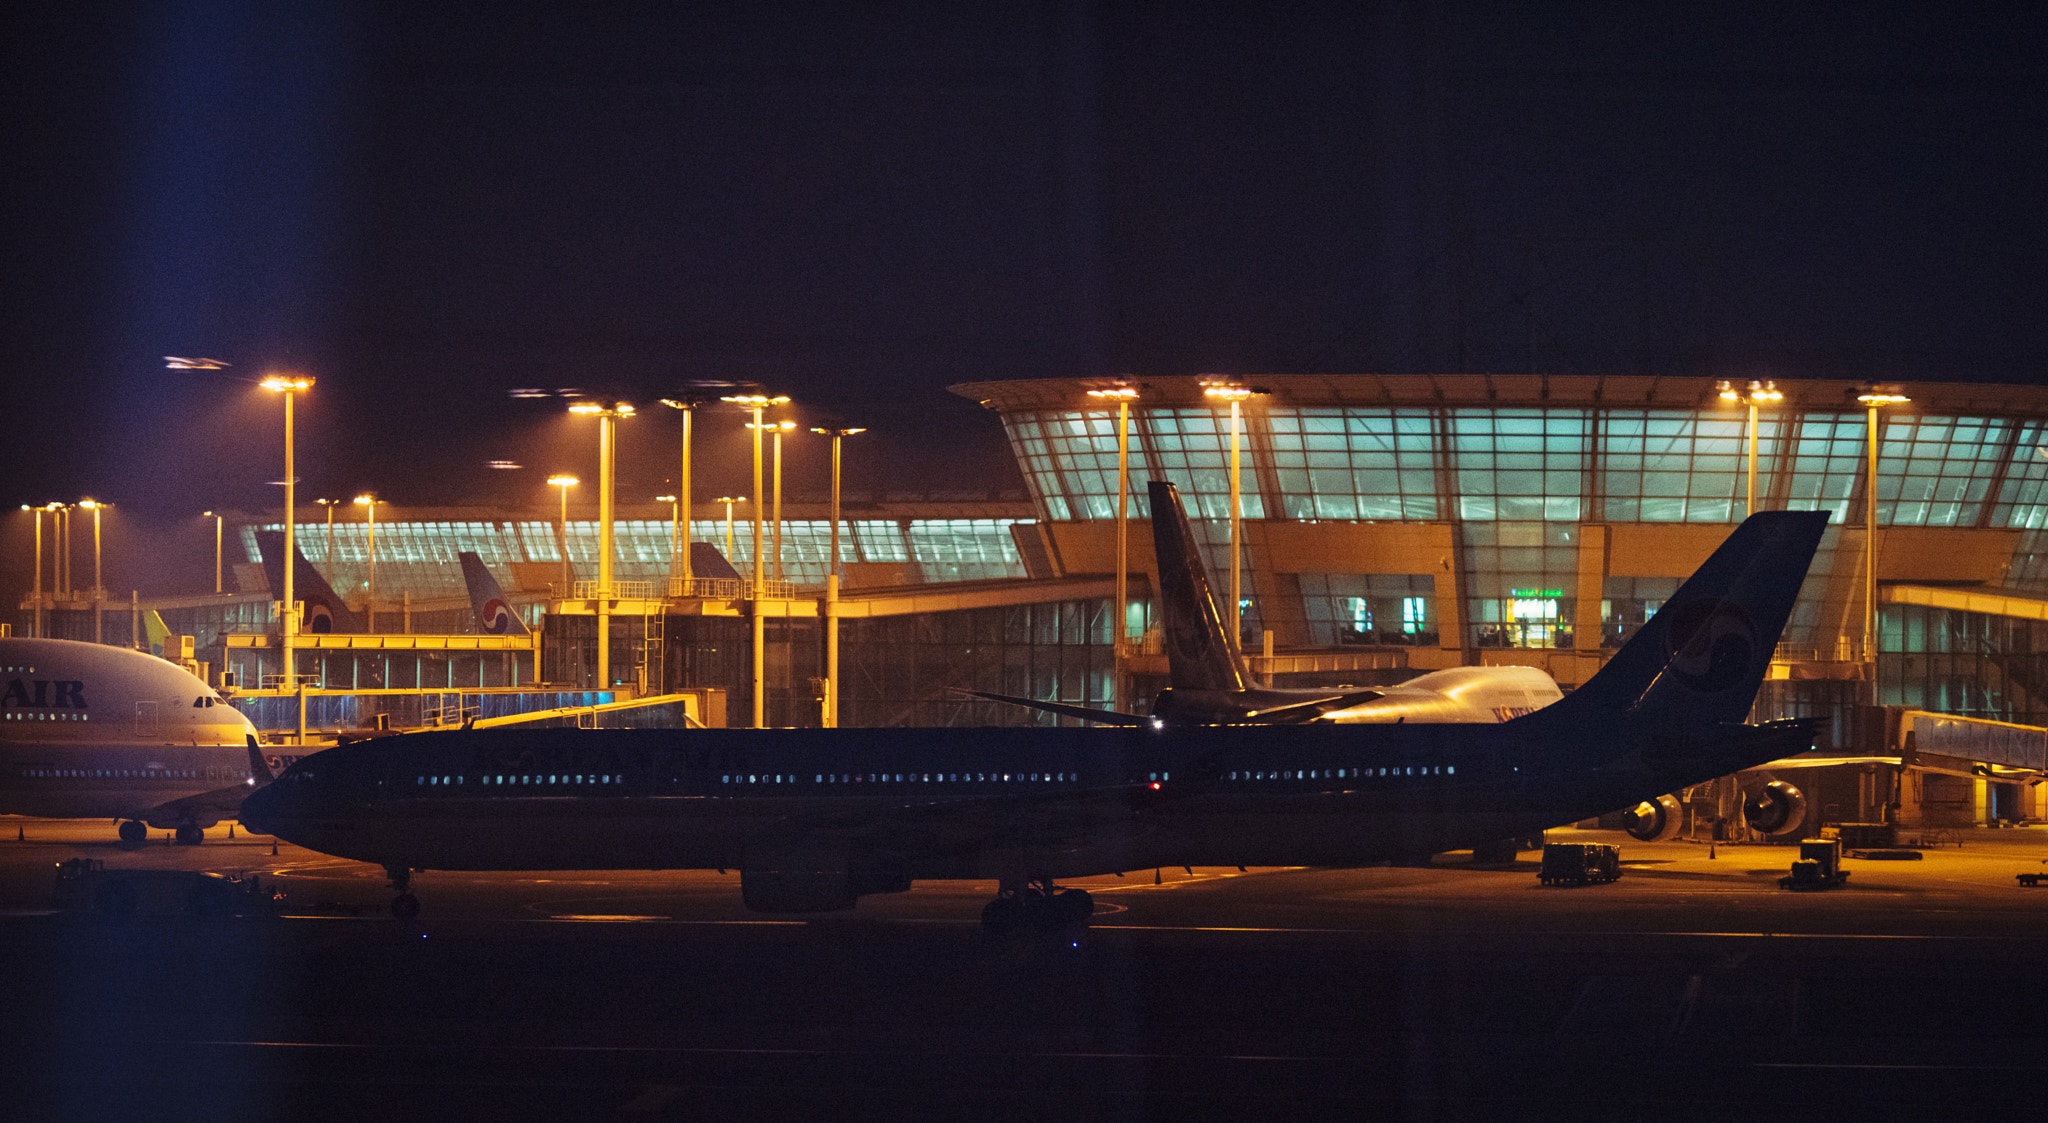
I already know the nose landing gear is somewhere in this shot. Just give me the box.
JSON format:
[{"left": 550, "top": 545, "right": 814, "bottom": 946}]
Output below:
[
  {"left": 980, "top": 877, "right": 1094, "bottom": 936},
  {"left": 385, "top": 865, "right": 420, "bottom": 920}
]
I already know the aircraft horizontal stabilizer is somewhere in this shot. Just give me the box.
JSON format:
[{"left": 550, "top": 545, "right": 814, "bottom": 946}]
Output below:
[
  {"left": 958, "top": 690, "right": 1150, "bottom": 726},
  {"left": 246, "top": 734, "right": 274, "bottom": 784}
]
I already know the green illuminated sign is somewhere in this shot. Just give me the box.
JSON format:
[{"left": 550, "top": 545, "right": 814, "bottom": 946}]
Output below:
[{"left": 1508, "top": 589, "right": 1562, "bottom": 598}]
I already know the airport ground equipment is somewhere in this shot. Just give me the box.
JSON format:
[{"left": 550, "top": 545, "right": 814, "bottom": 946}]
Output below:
[
  {"left": 979, "top": 878, "right": 1095, "bottom": 935},
  {"left": 1780, "top": 838, "right": 1850, "bottom": 890},
  {"left": 1538, "top": 842, "right": 1621, "bottom": 885},
  {"left": 50, "top": 858, "right": 284, "bottom": 917}
]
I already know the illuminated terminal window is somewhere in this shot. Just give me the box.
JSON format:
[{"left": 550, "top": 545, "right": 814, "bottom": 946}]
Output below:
[
  {"left": 1781, "top": 413, "right": 1863, "bottom": 522},
  {"left": 1267, "top": 408, "right": 1437, "bottom": 520},
  {"left": 1450, "top": 409, "right": 1587, "bottom": 522},
  {"left": 1297, "top": 574, "right": 1435, "bottom": 646},
  {"left": 907, "top": 520, "right": 1028, "bottom": 582},
  {"left": 1990, "top": 421, "right": 2048, "bottom": 530},
  {"left": 1142, "top": 408, "right": 1266, "bottom": 520},
  {"left": 1601, "top": 410, "right": 1762, "bottom": 523},
  {"left": 1875, "top": 415, "right": 2012, "bottom": 527}
]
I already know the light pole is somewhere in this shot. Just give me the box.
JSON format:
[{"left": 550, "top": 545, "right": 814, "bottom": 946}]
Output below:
[
  {"left": 203, "top": 511, "right": 223, "bottom": 594},
  {"left": 1857, "top": 386, "right": 1910, "bottom": 668},
  {"left": 315, "top": 498, "right": 340, "bottom": 586},
  {"left": 811, "top": 426, "right": 864, "bottom": 727},
  {"left": 24, "top": 505, "right": 47, "bottom": 637},
  {"left": 1203, "top": 380, "right": 1257, "bottom": 653},
  {"left": 1088, "top": 383, "right": 1139, "bottom": 706},
  {"left": 79, "top": 499, "right": 106, "bottom": 643},
  {"left": 723, "top": 393, "right": 788, "bottom": 728},
  {"left": 547, "top": 475, "right": 578, "bottom": 593},
  {"left": 352, "top": 495, "right": 381, "bottom": 631},
  {"left": 750, "top": 420, "right": 797, "bottom": 583},
  {"left": 660, "top": 396, "right": 715, "bottom": 594},
  {"left": 35, "top": 504, "right": 58, "bottom": 637},
  {"left": 656, "top": 494, "right": 679, "bottom": 591},
  {"left": 261, "top": 376, "right": 313, "bottom": 683},
  {"left": 570, "top": 400, "right": 634, "bottom": 690},
  {"left": 56, "top": 503, "right": 71, "bottom": 599},
  {"left": 1717, "top": 379, "right": 1784, "bottom": 518},
  {"left": 716, "top": 497, "right": 745, "bottom": 564}
]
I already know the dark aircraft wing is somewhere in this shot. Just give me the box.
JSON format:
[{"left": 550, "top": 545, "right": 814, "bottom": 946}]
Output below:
[{"left": 1237, "top": 689, "right": 1387, "bottom": 723}]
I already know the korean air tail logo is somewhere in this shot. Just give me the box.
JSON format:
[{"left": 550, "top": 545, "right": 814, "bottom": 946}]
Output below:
[
  {"left": 480, "top": 598, "right": 518, "bottom": 634},
  {"left": 1664, "top": 600, "right": 1757, "bottom": 694}
]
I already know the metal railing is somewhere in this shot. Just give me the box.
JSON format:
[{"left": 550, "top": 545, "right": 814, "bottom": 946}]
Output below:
[
  {"left": 1773, "top": 637, "right": 1871, "bottom": 664},
  {"left": 667, "top": 576, "right": 742, "bottom": 599},
  {"left": 569, "top": 580, "right": 655, "bottom": 600}
]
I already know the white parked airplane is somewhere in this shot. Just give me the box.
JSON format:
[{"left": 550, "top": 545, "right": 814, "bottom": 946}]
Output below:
[
  {"left": 0, "top": 637, "right": 269, "bottom": 845},
  {"left": 971, "top": 480, "right": 1564, "bottom": 727}
]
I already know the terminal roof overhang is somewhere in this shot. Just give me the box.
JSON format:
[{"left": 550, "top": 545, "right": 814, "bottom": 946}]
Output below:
[{"left": 951, "top": 374, "right": 2048, "bottom": 417}]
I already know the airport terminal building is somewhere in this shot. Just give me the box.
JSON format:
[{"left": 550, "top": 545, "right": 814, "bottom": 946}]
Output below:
[{"left": 26, "top": 373, "right": 2048, "bottom": 833}]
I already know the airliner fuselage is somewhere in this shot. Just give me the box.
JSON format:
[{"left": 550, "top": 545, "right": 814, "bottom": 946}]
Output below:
[{"left": 0, "top": 638, "right": 263, "bottom": 838}]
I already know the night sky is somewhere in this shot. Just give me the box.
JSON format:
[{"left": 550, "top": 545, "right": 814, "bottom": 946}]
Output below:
[{"left": 5, "top": 2, "right": 2047, "bottom": 603}]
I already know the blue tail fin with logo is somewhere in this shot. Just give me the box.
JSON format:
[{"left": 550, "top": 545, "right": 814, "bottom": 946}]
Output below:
[
  {"left": 1546, "top": 510, "right": 1828, "bottom": 727},
  {"left": 254, "top": 531, "right": 363, "bottom": 634},
  {"left": 459, "top": 552, "right": 530, "bottom": 636}
]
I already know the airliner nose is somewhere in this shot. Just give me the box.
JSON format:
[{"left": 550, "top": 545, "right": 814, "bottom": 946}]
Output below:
[{"left": 238, "top": 780, "right": 282, "bottom": 837}]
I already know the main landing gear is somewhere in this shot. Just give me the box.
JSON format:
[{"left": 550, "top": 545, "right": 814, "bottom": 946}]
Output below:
[
  {"left": 385, "top": 865, "right": 420, "bottom": 920},
  {"left": 980, "top": 877, "right": 1094, "bottom": 936}
]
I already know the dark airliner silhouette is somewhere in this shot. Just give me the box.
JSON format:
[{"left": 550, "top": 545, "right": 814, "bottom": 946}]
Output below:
[{"left": 242, "top": 510, "right": 1829, "bottom": 930}]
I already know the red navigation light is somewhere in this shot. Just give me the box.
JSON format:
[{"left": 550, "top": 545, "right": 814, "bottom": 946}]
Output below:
[{"left": 1150, "top": 782, "right": 1161, "bottom": 790}]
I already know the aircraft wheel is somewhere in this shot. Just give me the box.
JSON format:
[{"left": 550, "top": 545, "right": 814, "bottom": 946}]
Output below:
[
  {"left": 391, "top": 893, "right": 421, "bottom": 921},
  {"left": 980, "top": 896, "right": 1026, "bottom": 934},
  {"left": 174, "top": 824, "right": 205, "bottom": 846},
  {"left": 117, "top": 820, "right": 147, "bottom": 847},
  {"left": 1051, "top": 887, "right": 1095, "bottom": 926}
]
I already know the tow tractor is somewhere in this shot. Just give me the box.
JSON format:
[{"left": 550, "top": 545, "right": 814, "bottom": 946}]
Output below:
[{"left": 50, "top": 858, "right": 285, "bottom": 917}]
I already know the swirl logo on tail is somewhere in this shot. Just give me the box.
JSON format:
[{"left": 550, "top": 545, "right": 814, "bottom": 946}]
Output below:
[
  {"left": 1664, "top": 600, "right": 1756, "bottom": 693},
  {"left": 480, "top": 598, "right": 518, "bottom": 635}
]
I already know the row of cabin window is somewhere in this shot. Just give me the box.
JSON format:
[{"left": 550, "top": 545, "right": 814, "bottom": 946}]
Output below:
[
  {"left": 1226, "top": 765, "right": 1453, "bottom": 781},
  {"left": 3, "top": 712, "right": 89, "bottom": 721},
  {"left": 723, "top": 771, "right": 1081, "bottom": 785},
  {"left": 20, "top": 767, "right": 235, "bottom": 779},
  {"left": 418, "top": 774, "right": 623, "bottom": 787},
  {"left": 414, "top": 771, "right": 1092, "bottom": 789}
]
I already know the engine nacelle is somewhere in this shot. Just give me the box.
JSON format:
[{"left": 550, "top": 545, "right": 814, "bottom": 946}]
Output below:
[
  {"left": 1624, "top": 794, "right": 1684, "bottom": 842},
  {"left": 1743, "top": 779, "right": 1808, "bottom": 838}
]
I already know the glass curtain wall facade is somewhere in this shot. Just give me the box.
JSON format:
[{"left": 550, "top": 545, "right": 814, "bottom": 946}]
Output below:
[
  {"left": 840, "top": 598, "right": 1115, "bottom": 728},
  {"left": 249, "top": 517, "right": 1030, "bottom": 601},
  {"left": 1000, "top": 398, "right": 2048, "bottom": 652}
]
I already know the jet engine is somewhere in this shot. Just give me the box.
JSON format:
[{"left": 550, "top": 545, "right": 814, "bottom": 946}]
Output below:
[
  {"left": 1623, "top": 794, "right": 1684, "bottom": 842},
  {"left": 1742, "top": 779, "right": 1808, "bottom": 838}
]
